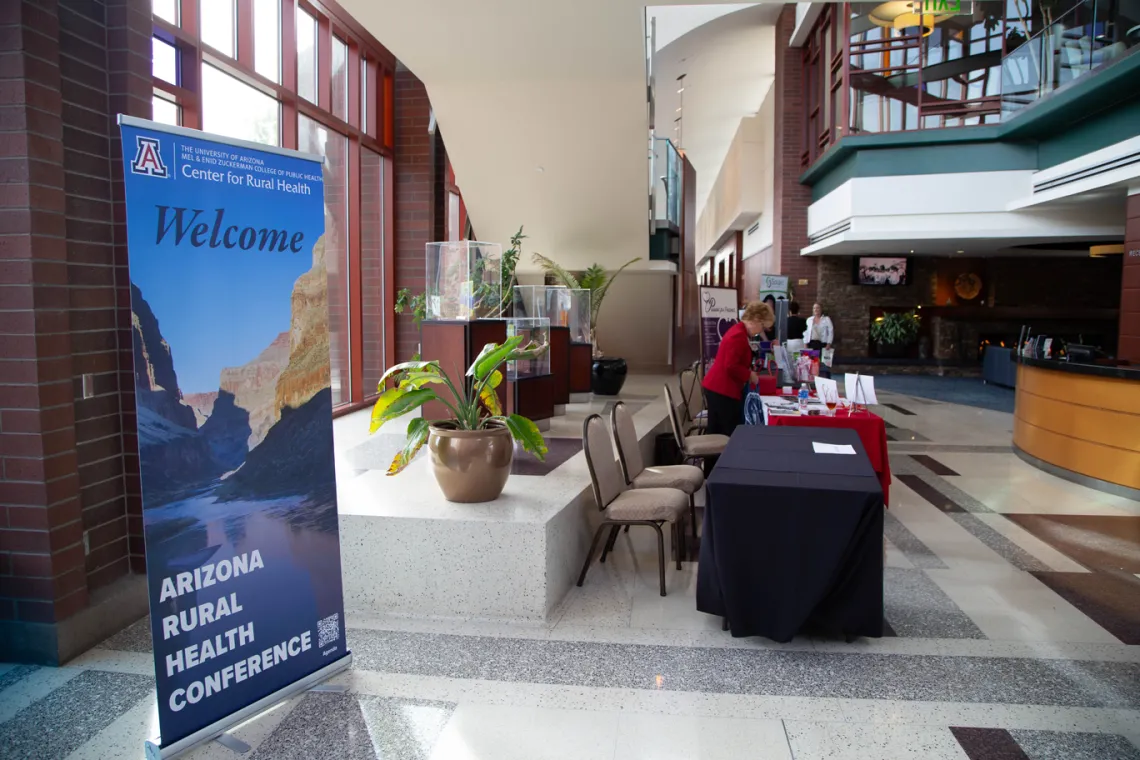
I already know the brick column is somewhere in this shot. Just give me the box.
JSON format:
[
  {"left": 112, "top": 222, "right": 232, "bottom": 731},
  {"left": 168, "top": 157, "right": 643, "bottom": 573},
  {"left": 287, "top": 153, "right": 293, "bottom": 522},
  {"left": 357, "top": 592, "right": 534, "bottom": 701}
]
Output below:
[
  {"left": 0, "top": 0, "right": 88, "bottom": 660},
  {"left": 393, "top": 67, "right": 433, "bottom": 365},
  {"left": 1121, "top": 190, "right": 1140, "bottom": 362},
  {"left": 772, "top": 5, "right": 816, "bottom": 306},
  {"left": 1, "top": 0, "right": 149, "bottom": 664}
]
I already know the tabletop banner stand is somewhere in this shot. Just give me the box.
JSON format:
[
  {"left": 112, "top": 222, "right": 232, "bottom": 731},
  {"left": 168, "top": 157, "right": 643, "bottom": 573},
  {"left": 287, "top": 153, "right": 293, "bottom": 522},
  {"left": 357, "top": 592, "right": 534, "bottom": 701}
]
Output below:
[
  {"left": 117, "top": 117, "right": 351, "bottom": 760},
  {"left": 699, "top": 286, "right": 740, "bottom": 368}
]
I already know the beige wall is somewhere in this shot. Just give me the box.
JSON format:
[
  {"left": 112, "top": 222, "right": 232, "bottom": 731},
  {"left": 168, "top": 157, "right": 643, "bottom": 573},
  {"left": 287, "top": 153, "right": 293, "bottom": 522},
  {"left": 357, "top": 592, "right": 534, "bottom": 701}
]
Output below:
[
  {"left": 596, "top": 271, "right": 675, "bottom": 372},
  {"left": 515, "top": 271, "right": 675, "bottom": 372}
]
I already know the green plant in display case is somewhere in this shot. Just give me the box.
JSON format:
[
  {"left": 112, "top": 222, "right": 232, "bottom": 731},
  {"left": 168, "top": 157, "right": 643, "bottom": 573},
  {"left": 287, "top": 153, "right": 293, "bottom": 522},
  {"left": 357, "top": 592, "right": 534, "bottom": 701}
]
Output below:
[
  {"left": 530, "top": 253, "right": 640, "bottom": 356},
  {"left": 369, "top": 335, "right": 549, "bottom": 475},
  {"left": 870, "top": 311, "right": 921, "bottom": 346}
]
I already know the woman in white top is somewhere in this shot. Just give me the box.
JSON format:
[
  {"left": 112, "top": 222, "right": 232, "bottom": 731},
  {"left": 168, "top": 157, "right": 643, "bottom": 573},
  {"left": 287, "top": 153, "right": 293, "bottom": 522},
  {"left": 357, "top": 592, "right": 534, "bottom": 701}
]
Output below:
[{"left": 803, "top": 302, "right": 834, "bottom": 350}]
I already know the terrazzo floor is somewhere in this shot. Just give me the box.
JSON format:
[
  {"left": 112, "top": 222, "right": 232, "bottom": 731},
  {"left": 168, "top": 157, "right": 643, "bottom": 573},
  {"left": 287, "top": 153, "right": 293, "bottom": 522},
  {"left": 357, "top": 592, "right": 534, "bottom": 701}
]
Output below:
[{"left": 2, "top": 383, "right": 1139, "bottom": 759}]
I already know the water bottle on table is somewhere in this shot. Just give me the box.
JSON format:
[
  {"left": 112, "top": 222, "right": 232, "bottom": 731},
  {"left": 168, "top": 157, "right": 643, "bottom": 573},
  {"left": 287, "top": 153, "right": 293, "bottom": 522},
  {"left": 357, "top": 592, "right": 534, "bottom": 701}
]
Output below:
[{"left": 798, "top": 383, "right": 809, "bottom": 412}]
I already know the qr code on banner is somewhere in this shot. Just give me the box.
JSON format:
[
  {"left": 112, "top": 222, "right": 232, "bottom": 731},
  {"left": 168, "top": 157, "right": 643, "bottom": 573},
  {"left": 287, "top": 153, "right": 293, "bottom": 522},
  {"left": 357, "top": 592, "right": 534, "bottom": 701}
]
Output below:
[{"left": 317, "top": 613, "right": 340, "bottom": 648}]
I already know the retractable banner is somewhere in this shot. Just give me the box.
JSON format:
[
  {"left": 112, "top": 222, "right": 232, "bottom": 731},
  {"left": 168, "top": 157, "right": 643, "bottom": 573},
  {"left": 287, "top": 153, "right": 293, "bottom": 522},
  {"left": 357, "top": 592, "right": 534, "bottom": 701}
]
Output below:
[
  {"left": 118, "top": 117, "right": 349, "bottom": 755},
  {"left": 699, "top": 286, "right": 740, "bottom": 364},
  {"left": 758, "top": 274, "right": 789, "bottom": 302}
]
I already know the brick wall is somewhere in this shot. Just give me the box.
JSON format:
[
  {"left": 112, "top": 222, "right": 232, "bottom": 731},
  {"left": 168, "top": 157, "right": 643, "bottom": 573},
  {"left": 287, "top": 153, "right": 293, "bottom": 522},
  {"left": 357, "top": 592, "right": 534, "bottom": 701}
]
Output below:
[
  {"left": 0, "top": 0, "right": 149, "bottom": 664},
  {"left": 393, "top": 68, "right": 432, "bottom": 365},
  {"left": 772, "top": 5, "right": 817, "bottom": 306}
]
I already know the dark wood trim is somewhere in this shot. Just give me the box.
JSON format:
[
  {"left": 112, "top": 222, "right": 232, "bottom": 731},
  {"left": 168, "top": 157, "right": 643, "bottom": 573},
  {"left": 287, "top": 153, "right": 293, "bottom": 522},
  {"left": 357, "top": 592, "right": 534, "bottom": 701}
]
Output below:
[
  {"left": 569, "top": 343, "right": 593, "bottom": 394},
  {"left": 549, "top": 326, "right": 570, "bottom": 405}
]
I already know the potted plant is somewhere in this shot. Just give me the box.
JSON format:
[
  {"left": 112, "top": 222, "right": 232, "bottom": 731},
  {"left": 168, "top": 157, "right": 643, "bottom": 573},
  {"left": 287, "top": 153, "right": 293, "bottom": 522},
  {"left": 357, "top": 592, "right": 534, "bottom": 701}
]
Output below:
[
  {"left": 531, "top": 254, "right": 640, "bottom": 396},
  {"left": 369, "top": 335, "right": 549, "bottom": 503},
  {"left": 870, "top": 311, "right": 921, "bottom": 358}
]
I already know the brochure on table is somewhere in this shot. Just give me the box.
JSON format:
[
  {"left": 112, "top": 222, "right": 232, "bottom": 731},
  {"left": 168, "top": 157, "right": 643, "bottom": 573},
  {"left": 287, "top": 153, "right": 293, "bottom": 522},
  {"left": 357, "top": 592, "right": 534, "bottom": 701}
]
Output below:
[{"left": 843, "top": 373, "right": 878, "bottom": 405}]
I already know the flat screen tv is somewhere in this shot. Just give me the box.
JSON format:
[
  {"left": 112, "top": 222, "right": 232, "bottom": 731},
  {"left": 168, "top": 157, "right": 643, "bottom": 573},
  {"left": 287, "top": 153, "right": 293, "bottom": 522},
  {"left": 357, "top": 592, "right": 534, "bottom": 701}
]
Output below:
[{"left": 856, "top": 257, "right": 908, "bottom": 286}]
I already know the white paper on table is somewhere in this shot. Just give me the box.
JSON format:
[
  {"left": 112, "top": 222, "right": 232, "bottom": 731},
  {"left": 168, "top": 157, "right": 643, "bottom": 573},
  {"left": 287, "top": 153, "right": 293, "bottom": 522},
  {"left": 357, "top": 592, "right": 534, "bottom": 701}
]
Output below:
[
  {"left": 812, "top": 442, "right": 856, "bottom": 455},
  {"left": 813, "top": 375, "right": 838, "bottom": 403},
  {"left": 843, "top": 373, "right": 878, "bottom": 405}
]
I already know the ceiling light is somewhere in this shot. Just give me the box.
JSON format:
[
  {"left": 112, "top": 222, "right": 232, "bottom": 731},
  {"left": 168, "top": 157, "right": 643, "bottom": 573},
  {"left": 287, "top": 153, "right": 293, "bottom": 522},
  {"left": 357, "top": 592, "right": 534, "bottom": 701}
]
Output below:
[
  {"left": 956, "top": 250, "right": 964, "bottom": 254},
  {"left": 535, "top": 166, "right": 544, "bottom": 173},
  {"left": 867, "top": 1, "right": 955, "bottom": 37}
]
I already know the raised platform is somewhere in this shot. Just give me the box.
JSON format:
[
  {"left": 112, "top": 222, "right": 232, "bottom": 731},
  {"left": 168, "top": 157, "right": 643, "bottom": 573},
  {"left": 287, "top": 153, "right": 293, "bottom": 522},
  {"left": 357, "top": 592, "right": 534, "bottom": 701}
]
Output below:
[{"left": 332, "top": 376, "right": 674, "bottom": 622}]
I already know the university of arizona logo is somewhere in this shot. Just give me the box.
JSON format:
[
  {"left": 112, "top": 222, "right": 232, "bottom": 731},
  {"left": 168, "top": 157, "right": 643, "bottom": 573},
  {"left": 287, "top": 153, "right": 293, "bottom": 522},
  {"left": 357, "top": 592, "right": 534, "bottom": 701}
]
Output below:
[{"left": 131, "top": 136, "right": 168, "bottom": 178}]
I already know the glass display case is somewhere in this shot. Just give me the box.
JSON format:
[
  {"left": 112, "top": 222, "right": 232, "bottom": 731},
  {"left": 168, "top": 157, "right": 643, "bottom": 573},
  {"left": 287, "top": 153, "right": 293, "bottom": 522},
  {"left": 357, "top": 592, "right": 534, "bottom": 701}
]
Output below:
[
  {"left": 512, "top": 285, "right": 550, "bottom": 321},
  {"left": 568, "top": 288, "right": 591, "bottom": 344},
  {"left": 505, "top": 318, "right": 551, "bottom": 380},
  {"left": 546, "top": 287, "right": 572, "bottom": 328},
  {"left": 425, "top": 241, "right": 503, "bottom": 321}
]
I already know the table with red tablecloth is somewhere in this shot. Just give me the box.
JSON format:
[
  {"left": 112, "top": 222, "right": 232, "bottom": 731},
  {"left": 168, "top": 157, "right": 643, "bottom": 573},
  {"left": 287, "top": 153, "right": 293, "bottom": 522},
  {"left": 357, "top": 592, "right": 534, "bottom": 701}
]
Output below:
[{"left": 761, "top": 400, "right": 891, "bottom": 506}]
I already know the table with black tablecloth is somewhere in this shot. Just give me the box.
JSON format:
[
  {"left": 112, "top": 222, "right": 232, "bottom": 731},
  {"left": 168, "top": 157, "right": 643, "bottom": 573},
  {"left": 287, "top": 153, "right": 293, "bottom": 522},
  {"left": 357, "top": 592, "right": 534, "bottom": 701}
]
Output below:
[{"left": 696, "top": 425, "right": 884, "bottom": 642}]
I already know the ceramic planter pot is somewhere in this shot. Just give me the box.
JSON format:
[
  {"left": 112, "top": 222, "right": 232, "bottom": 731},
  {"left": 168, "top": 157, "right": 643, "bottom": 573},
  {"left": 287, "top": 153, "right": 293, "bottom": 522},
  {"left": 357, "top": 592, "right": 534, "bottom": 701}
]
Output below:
[
  {"left": 590, "top": 357, "right": 628, "bottom": 396},
  {"left": 427, "top": 422, "right": 513, "bottom": 503}
]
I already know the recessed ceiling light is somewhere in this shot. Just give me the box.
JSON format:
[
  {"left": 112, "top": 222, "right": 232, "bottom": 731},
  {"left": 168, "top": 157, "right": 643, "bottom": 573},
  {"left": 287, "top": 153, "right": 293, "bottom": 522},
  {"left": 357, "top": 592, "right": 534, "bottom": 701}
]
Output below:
[
  {"left": 956, "top": 250, "right": 964, "bottom": 254},
  {"left": 909, "top": 250, "right": 914, "bottom": 254}
]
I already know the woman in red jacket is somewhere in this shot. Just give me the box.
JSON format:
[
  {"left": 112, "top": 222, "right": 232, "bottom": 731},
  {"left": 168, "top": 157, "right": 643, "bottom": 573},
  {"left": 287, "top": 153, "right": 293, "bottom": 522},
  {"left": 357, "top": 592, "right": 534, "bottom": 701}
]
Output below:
[{"left": 702, "top": 301, "right": 776, "bottom": 441}]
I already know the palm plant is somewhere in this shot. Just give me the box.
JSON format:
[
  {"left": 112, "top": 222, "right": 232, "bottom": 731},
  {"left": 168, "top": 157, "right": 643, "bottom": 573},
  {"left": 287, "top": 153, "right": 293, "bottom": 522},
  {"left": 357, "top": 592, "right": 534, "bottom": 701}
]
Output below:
[
  {"left": 531, "top": 253, "right": 641, "bottom": 357},
  {"left": 369, "top": 335, "right": 549, "bottom": 475}
]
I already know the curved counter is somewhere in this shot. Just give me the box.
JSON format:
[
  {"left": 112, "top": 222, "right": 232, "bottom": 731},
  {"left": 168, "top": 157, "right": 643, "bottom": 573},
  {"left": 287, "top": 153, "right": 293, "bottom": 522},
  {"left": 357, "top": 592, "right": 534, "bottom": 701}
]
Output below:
[{"left": 1013, "top": 358, "right": 1140, "bottom": 496}]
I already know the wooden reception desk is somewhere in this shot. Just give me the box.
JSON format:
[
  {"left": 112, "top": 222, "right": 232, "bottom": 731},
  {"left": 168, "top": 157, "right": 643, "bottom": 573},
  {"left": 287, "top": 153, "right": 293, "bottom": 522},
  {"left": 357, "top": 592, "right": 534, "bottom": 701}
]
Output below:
[{"left": 1013, "top": 357, "right": 1140, "bottom": 494}]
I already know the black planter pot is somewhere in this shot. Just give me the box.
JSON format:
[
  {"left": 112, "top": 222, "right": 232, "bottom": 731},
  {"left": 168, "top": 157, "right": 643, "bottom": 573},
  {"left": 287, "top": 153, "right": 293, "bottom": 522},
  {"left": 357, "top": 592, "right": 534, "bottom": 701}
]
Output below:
[{"left": 591, "top": 357, "right": 628, "bottom": 396}]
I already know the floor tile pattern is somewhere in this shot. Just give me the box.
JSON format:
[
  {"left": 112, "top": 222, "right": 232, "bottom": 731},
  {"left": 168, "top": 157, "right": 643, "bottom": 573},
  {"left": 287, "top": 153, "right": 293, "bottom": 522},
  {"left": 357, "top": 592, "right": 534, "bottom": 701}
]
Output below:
[
  {"left": 1009, "top": 729, "right": 1140, "bottom": 760},
  {"left": 0, "top": 670, "right": 153, "bottom": 759},
  {"left": 2, "top": 382, "right": 1139, "bottom": 759}
]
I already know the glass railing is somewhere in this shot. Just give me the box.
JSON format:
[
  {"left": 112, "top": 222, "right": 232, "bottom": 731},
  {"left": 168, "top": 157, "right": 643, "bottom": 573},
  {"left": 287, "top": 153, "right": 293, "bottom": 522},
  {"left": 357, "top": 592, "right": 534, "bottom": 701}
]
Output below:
[
  {"left": 1001, "top": 2, "right": 1135, "bottom": 118},
  {"left": 651, "top": 137, "right": 682, "bottom": 230}
]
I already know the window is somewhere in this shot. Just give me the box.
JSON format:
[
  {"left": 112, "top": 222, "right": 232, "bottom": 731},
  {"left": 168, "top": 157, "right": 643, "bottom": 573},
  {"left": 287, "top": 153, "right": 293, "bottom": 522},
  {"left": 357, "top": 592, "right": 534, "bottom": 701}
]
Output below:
[
  {"left": 202, "top": 64, "right": 280, "bottom": 145},
  {"left": 360, "top": 56, "right": 368, "bottom": 134},
  {"left": 153, "top": 0, "right": 177, "bottom": 25},
  {"left": 253, "top": 0, "right": 280, "bottom": 83},
  {"left": 200, "top": 0, "right": 236, "bottom": 57},
  {"left": 150, "top": 0, "right": 395, "bottom": 410},
  {"left": 299, "top": 115, "right": 351, "bottom": 404},
  {"left": 448, "top": 192, "right": 460, "bottom": 242},
  {"left": 152, "top": 94, "right": 180, "bottom": 125},
  {"left": 296, "top": 8, "right": 318, "bottom": 104},
  {"left": 332, "top": 36, "right": 348, "bottom": 122},
  {"left": 152, "top": 37, "right": 177, "bottom": 84},
  {"left": 360, "top": 149, "right": 385, "bottom": 395}
]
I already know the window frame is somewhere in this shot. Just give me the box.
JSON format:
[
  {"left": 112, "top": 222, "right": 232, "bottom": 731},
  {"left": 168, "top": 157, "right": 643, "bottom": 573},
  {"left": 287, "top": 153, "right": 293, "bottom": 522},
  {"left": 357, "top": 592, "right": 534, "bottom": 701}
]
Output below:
[{"left": 151, "top": 0, "right": 398, "bottom": 412}]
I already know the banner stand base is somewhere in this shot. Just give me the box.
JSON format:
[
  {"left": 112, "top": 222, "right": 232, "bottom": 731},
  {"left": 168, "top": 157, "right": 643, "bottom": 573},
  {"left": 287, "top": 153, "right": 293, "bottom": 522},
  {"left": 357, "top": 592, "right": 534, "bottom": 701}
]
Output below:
[
  {"left": 309, "top": 683, "right": 348, "bottom": 693},
  {"left": 213, "top": 733, "right": 252, "bottom": 754},
  {"left": 144, "top": 653, "right": 352, "bottom": 760}
]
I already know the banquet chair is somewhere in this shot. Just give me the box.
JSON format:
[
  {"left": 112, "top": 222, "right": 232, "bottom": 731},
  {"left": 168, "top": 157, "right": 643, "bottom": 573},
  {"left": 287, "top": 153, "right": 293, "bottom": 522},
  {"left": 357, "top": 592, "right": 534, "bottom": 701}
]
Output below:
[
  {"left": 611, "top": 401, "right": 702, "bottom": 541},
  {"left": 678, "top": 368, "right": 707, "bottom": 434},
  {"left": 578, "top": 415, "right": 689, "bottom": 596},
  {"left": 663, "top": 385, "right": 728, "bottom": 470}
]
